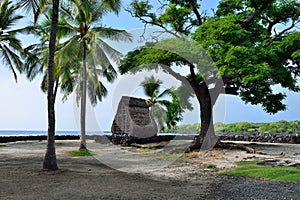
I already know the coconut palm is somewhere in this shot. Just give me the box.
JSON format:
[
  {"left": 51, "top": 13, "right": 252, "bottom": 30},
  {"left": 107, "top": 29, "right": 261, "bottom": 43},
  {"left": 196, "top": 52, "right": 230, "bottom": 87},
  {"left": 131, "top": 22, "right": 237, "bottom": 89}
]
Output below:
[
  {"left": 20, "top": 0, "right": 59, "bottom": 170},
  {"left": 21, "top": 0, "right": 126, "bottom": 169},
  {"left": 0, "top": 0, "right": 24, "bottom": 81},
  {"left": 24, "top": 9, "right": 80, "bottom": 103},
  {"left": 140, "top": 75, "right": 175, "bottom": 130},
  {"left": 59, "top": 0, "right": 131, "bottom": 150}
]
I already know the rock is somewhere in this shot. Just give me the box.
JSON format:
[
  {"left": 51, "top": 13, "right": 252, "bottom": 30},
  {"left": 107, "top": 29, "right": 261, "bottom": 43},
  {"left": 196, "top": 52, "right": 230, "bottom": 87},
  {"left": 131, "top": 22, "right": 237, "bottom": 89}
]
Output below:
[
  {"left": 288, "top": 163, "right": 300, "bottom": 167},
  {"left": 258, "top": 160, "right": 300, "bottom": 168}
]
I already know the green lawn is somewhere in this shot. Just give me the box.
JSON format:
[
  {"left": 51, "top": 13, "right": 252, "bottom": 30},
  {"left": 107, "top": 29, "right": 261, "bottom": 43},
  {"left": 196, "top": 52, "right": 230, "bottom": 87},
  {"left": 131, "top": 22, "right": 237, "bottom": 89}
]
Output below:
[
  {"left": 69, "top": 149, "right": 96, "bottom": 157},
  {"left": 219, "top": 161, "right": 300, "bottom": 182}
]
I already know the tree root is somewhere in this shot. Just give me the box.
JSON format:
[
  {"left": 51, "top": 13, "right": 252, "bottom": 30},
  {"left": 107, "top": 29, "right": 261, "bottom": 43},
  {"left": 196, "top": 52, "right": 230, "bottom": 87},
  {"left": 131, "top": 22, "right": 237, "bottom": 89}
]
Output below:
[
  {"left": 186, "top": 140, "right": 257, "bottom": 154},
  {"left": 214, "top": 141, "right": 256, "bottom": 154}
]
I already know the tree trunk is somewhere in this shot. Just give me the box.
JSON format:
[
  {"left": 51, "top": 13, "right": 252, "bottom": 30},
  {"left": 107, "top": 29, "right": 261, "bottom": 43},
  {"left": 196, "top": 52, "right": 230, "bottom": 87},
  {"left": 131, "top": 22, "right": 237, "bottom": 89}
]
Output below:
[
  {"left": 187, "top": 84, "right": 218, "bottom": 152},
  {"left": 79, "top": 39, "right": 87, "bottom": 150},
  {"left": 43, "top": 0, "right": 59, "bottom": 171}
]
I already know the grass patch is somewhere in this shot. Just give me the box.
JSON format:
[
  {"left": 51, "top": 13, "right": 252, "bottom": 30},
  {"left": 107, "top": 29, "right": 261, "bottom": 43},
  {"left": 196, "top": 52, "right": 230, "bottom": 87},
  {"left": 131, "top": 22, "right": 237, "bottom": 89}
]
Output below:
[
  {"left": 205, "top": 163, "right": 217, "bottom": 169},
  {"left": 149, "top": 152, "right": 182, "bottom": 160},
  {"left": 138, "top": 146, "right": 163, "bottom": 152},
  {"left": 0, "top": 144, "right": 7, "bottom": 147},
  {"left": 69, "top": 149, "right": 95, "bottom": 157},
  {"left": 219, "top": 161, "right": 300, "bottom": 182}
]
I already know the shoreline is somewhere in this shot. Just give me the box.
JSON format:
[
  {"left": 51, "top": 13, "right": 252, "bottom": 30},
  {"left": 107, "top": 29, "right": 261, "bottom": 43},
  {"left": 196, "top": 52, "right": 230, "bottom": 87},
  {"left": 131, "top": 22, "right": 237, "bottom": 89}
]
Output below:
[{"left": 1, "top": 132, "right": 300, "bottom": 144}]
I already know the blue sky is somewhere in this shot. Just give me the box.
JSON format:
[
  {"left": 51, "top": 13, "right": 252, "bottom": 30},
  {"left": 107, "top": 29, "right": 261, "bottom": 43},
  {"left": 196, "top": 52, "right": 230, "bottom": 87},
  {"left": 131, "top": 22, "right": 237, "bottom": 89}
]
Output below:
[{"left": 0, "top": 0, "right": 299, "bottom": 131}]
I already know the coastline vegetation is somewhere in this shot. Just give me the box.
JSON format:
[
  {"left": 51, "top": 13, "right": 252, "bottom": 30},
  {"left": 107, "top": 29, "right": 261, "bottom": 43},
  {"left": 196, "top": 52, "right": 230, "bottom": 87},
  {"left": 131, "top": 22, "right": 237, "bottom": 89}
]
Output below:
[
  {"left": 219, "top": 161, "right": 300, "bottom": 182},
  {"left": 162, "top": 120, "right": 300, "bottom": 134}
]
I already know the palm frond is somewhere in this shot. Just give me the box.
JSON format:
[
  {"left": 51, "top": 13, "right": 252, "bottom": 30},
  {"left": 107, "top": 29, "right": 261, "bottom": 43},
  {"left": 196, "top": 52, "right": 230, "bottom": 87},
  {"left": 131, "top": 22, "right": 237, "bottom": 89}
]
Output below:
[
  {"left": 1, "top": 0, "right": 23, "bottom": 30},
  {"left": 40, "top": 73, "right": 48, "bottom": 93},
  {"left": 140, "top": 75, "right": 162, "bottom": 98},
  {"left": 92, "top": 27, "right": 132, "bottom": 42},
  {"left": 0, "top": 45, "right": 18, "bottom": 81},
  {"left": 101, "top": 0, "right": 121, "bottom": 15},
  {"left": 19, "top": 0, "right": 49, "bottom": 24},
  {"left": 157, "top": 99, "right": 171, "bottom": 107},
  {"left": 23, "top": 43, "right": 45, "bottom": 80},
  {"left": 157, "top": 89, "right": 171, "bottom": 99},
  {"left": 2, "top": 45, "right": 23, "bottom": 73}
]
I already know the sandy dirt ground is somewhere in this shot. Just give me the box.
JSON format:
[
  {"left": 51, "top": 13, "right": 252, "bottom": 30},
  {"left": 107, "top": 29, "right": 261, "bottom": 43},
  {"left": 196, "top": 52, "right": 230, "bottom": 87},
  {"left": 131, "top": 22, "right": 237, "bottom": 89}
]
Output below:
[{"left": 1, "top": 139, "right": 300, "bottom": 200}]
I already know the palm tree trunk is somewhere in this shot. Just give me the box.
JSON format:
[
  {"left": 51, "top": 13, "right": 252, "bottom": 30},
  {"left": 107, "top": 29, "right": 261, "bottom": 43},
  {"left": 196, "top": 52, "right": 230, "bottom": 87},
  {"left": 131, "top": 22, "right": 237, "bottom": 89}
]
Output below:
[
  {"left": 43, "top": 0, "right": 59, "bottom": 171},
  {"left": 79, "top": 39, "right": 87, "bottom": 150}
]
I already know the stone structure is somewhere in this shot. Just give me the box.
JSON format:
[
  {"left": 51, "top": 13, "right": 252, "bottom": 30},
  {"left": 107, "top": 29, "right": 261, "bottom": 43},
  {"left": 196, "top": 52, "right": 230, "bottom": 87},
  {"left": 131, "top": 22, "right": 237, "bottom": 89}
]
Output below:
[
  {"left": 111, "top": 96, "right": 158, "bottom": 145},
  {"left": 217, "top": 132, "right": 300, "bottom": 144}
]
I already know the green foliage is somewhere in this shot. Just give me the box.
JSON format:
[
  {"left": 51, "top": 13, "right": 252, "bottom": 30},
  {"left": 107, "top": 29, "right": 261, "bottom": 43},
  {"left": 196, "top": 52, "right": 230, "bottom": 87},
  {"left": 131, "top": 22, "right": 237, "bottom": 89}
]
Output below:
[
  {"left": 138, "top": 146, "right": 163, "bottom": 152},
  {"left": 164, "top": 91, "right": 184, "bottom": 128},
  {"left": 69, "top": 149, "right": 95, "bottom": 157},
  {"left": 149, "top": 152, "right": 182, "bottom": 160},
  {"left": 222, "top": 122, "right": 259, "bottom": 133},
  {"left": 163, "top": 123, "right": 200, "bottom": 133},
  {"left": 159, "top": 4, "right": 192, "bottom": 33},
  {"left": 220, "top": 161, "right": 300, "bottom": 182},
  {"left": 220, "top": 120, "right": 300, "bottom": 134},
  {"left": 124, "top": 0, "right": 300, "bottom": 118},
  {"left": 0, "top": 144, "right": 7, "bottom": 147},
  {"left": 139, "top": 75, "right": 184, "bottom": 130},
  {"left": 193, "top": 0, "right": 300, "bottom": 113},
  {"left": 205, "top": 163, "right": 217, "bottom": 169},
  {"left": 140, "top": 75, "right": 162, "bottom": 98},
  {"left": 0, "top": 0, "right": 24, "bottom": 81},
  {"left": 257, "top": 120, "right": 300, "bottom": 134},
  {"left": 162, "top": 120, "right": 300, "bottom": 134}
]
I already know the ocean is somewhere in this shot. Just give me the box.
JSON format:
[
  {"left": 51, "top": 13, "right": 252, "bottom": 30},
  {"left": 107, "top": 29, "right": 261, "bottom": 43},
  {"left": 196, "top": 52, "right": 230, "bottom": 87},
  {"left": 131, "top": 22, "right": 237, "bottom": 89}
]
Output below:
[
  {"left": 0, "top": 130, "right": 196, "bottom": 137},
  {"left": 0, "top": 130, "right": 111, "bottom": 137}
]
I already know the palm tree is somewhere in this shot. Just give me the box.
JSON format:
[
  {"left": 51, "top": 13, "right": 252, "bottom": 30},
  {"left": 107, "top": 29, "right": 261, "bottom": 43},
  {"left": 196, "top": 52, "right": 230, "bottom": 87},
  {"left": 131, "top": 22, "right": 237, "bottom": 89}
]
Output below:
[
  {"left": 0, "top": 0, "right": 24, "bottom": 81},
  {"left": 140, "top": 75, "right": 175, "bottom": 131},
  {"left": 24, "top": 9, "right": 80, "bottom": 103},
  {"left": 20, "top": 0, "right": 125, "bottom": 169},
  {"left": 57, "top": 0, "right": 131, "bottom": 150},
  {"left": 20, "top": 0, "right": 59, "bottom": 170},
  {"left": 43, "top": 0, "right": 60, "bottom": 171}
]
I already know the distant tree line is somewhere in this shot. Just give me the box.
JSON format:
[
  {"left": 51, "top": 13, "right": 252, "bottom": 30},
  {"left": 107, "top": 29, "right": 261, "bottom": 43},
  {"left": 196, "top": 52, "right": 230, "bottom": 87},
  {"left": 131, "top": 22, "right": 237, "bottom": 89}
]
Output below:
[{"left": 162, "top": 120, "right": 300, "bottom": 134}]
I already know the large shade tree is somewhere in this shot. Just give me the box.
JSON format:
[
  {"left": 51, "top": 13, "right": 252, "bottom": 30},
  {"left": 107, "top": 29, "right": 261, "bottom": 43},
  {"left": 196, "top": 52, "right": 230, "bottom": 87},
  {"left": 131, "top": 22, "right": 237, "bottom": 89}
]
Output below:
[
  {"left": 119, "top": 0, "right": 300, "bottom": 151},
  {"left": 0, "top": 0, "right": 24, "bottom": 81}
]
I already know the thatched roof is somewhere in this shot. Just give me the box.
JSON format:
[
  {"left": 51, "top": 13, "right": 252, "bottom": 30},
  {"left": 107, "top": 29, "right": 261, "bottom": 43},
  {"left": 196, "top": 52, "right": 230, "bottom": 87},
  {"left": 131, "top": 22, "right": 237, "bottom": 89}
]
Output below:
[
  {"left": 119, "top": 96, "right": 149, "bottom": 108},
  {"left": 111, "top": 96, "right": 158, "bottom": 139}
]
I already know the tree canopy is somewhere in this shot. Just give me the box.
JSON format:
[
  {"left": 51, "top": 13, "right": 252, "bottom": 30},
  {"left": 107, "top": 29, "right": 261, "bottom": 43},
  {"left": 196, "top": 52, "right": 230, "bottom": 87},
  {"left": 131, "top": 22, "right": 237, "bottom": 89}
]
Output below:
[{"left": 120, "top": 0, "right": 300, "bottom": 150}]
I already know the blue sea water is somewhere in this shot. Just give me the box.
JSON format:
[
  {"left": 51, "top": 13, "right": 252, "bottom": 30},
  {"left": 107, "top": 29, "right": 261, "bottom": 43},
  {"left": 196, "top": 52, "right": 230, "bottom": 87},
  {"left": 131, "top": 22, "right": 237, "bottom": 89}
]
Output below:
[
  {"left": 0, "top": 130, "right": 112, "bottom": 137},
  {"left": 0, "top": 130, "right": 197, "bottom": 137}
]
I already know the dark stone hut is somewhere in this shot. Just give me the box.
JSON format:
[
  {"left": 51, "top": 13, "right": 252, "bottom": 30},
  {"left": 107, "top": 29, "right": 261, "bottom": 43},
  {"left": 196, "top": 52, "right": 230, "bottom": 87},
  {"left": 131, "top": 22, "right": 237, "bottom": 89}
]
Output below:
[{"left": 111, "top": 96, "right": 158, "bottom": 145}]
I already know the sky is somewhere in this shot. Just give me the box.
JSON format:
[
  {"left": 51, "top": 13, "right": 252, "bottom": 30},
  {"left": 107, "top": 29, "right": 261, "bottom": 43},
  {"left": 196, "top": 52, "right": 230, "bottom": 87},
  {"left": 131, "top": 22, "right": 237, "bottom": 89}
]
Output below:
[{"left": 0, "top": 0, "right": 299, "bottom": 131}]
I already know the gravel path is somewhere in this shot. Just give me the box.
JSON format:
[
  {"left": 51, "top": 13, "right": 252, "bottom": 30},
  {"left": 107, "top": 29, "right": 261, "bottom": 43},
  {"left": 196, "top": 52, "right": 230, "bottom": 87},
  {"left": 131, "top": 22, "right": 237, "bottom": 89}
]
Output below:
[
  {"left": 207, "top": 175, "right": 300, "bottom": 200},
  {"left": 0, "top": 140, "right": 299, "bottom": 200}
]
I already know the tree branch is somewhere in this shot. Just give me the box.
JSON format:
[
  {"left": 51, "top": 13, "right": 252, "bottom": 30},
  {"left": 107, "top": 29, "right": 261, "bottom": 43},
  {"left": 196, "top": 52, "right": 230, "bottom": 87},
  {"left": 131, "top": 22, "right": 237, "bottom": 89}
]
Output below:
[
  {"left": 163, "top": 65, "right": 192, "bottom": 87},
  {"left": 125, "top": 7, "right": 182, "bottom": 38},
  {"left": 241, "top": 0, "right": 274, "bottom": 27},
  {"left": 265, "top": 21, "right": 298, "bottom": 46},
  {"left": 189, "top": 0, "right": 202, "bottom": 25}
]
